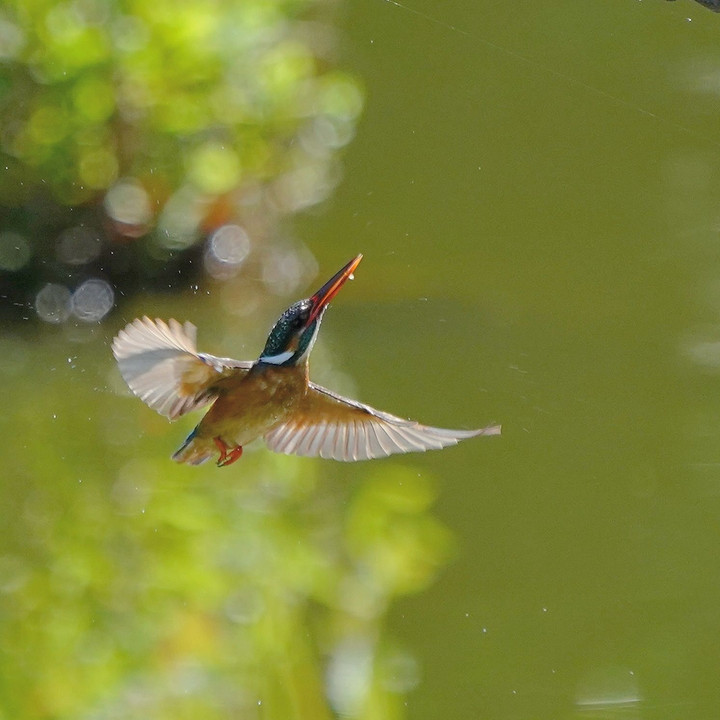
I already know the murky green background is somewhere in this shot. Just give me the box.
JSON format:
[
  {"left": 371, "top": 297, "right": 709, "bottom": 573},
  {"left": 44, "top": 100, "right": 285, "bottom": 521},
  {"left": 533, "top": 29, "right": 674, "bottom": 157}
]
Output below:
[
  {"left": 319, "top": 2, "right": 720, "bottom": 715},
  {"left": 4, "top": 0, "right": 720, "bottom": 718}
]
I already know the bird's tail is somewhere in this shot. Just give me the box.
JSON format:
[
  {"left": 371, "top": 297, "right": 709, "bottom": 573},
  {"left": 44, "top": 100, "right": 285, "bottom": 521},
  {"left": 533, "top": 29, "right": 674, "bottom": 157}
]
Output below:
[{"left": 172, "top": 427, "right": 215, "bottom": 465}]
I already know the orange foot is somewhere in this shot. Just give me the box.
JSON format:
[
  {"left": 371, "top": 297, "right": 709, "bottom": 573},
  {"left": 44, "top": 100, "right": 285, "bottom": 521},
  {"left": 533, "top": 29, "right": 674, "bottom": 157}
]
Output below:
[{"left": 214, "top": 437, "right": 244, "bottom": 467}]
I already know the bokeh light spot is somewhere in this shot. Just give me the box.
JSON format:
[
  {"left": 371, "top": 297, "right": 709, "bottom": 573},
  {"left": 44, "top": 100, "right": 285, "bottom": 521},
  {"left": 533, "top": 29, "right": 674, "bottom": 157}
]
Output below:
[
  {"left": 304, "top": 115, "right": 355, "bottom": 155},
  {"left": 73, "top": 76, "right": 115, "bottom": 122},
  {"left": 79, "top": 148, "right": 118, "bottom": 189},
  {"left": 326, "top": 638, "right": 373, "bottom": 716},
  {"left": 72, "top": 278, "right": 114, "bottom": 322},
  {"left": 319, "top": 73, "right": 364, "bottom": 120},
  {"left": 45, "top": 3, "right": 86, "bottom": 42},
  {"left": 0, "top": 17, "right": 25, "bottom": 60},
  {"left": 157, "top": 187, "right": 204, "bottom": 250},
  {"left": 104, "top": 178, "right": 152, "bottom": 228},
  {"left": 262, "top": 249, "right": 303, "bottom": 296},
  {"left": 210, "top": 224, "right": 250, "bottom": 265},
  {"left": 262, "top": 42, "right": 315, "bottom": 96},
  {"left": 110, "top": 15, "right": 150, "bottom": 53},
  {"left": 204, "top": 224, "right": 251, "bottom": 279},
  {"left": 29, "top": 105, "right": 69, "bottom": 146},
  {"left": 56, "top": 226, "right": 102, "bottom": 265},
  {"left": 273, "top": 161, "right": 336, "bottom": 212},
  {"left": 187, "top": 142, "right": 241, "bottom": 194},
  {"left": 575, "top": 665, "right": 642, "bottom": 713},
  {"left": 380, "top": 650, "right": 420, "bottom": 694},
  {"left": 35, "top": 283, "right": 72, "bottom": 323}
]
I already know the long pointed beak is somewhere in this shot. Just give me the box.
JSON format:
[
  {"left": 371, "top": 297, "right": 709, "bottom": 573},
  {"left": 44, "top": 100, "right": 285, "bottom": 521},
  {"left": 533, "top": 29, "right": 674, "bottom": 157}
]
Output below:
[{"left": 308, "top": 254, "right": 363, "bottom": 324}]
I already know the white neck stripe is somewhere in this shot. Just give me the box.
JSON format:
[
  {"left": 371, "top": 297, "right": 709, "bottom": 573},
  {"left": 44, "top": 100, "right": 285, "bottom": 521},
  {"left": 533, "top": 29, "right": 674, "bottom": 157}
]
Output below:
[{"left": 259, "top": 350, "right": 294, "bottom": 365}]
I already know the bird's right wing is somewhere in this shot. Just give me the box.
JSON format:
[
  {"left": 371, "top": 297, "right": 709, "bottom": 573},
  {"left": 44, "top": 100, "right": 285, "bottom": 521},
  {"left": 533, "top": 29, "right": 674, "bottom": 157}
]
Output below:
[
  {"left": 112, "top": 317, "right": 252, "bottom": 419},
  {"left": 264, "top": 382, "right": 501, "bottom": 461}
]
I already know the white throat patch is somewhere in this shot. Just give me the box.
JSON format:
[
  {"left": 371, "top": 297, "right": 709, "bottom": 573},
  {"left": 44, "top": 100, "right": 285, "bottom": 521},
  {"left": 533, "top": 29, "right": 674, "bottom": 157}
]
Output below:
[{"left": 259, "top": 350, "right": 295, "bottom": 365}]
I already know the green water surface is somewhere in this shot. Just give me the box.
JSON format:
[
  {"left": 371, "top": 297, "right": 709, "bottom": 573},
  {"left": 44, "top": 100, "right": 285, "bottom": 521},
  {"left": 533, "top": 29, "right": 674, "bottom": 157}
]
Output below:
[{"left": 4, "top": 1, "right": 720, "bottom": 718}]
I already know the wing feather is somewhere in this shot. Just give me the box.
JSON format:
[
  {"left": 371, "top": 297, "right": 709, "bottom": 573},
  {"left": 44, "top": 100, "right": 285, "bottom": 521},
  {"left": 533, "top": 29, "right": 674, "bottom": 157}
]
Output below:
[
  {"left": 337, "top": 424, "right": 348, "bottom": 460},
  {"left": 348, "top": 420, "right": 359, "bottom": 460},
  {"left": 296, "top": 425, "right": 315, "bottom": 456},
  {"left": 263, "top": 382, "right": 501, "bottom": 462},
  {"left": 307, "top": 422, "right": 326, "bottom": 456},
  {"left": 372, "top": 423, "right": 395, "bottom": 456},
  {"left": 112, "top": 316, "right": 252, "bottom": 419},
  {"left": 305, "top": 426, "right": 319, "bottom": 455},
  {"left": 294, "top": 426, "right": 311, "bottom": 456},
  {"left": 274, "top": 422, "right": 295, "bottom": 449},
  {"left": 320, "top": 424, "right": 336, "bottom": 459},
  {"left": 364, "top": 423, "right": 384, "bottom": 458}
]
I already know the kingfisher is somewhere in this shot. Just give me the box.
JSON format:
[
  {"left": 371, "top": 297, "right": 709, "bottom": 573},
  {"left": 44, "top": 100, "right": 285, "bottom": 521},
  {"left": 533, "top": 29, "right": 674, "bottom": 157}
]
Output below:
[{"left": 112, "top": 254, "right": 500, "bottom": 466}]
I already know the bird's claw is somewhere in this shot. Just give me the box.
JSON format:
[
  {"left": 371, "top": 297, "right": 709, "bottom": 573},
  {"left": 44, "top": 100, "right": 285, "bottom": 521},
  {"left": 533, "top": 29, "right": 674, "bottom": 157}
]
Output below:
[{"left": 214, "top": 437, "right": 243, "bottom": 467}]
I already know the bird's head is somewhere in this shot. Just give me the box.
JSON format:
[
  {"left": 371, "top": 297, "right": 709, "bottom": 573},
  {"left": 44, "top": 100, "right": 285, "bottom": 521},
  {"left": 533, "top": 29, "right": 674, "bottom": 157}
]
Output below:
[{"left": 258, "top": 254, "right": 362, "bottom": 367}]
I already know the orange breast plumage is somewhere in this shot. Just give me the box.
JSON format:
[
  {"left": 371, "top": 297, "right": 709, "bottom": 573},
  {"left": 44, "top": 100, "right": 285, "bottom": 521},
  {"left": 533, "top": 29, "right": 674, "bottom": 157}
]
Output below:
[{"left": 198, "top": 365, "right": 307, "bottom": 447}]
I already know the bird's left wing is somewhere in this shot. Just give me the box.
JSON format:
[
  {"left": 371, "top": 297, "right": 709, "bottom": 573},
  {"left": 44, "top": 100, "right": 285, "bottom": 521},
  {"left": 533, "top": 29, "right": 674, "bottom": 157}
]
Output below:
[
  {"left": 264, "top": 382, "right": 501, "bottom": 461},
  {"left": 112, "top": 317, "right": 252, "bottom": 419}
]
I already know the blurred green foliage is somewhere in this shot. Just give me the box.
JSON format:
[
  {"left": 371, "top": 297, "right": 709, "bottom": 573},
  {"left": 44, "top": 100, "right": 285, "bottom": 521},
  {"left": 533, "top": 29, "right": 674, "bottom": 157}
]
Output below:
[
  {"left": 0, "top": 327, "right": 453, "bottom": 718},
  {"left": 0, "top": 0, "right": 363, "bottom": 318},
  {"left": 0, "top": 1, "right": 452, "bottom": 716},
  {"left": 0, "top": 2, "right": 455, "bottom": 717}
]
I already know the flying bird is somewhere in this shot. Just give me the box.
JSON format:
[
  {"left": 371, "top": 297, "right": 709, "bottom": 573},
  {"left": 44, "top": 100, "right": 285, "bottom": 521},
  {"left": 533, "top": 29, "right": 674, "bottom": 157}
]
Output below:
[{"left": 112, "top": 254, "right": 500, "bottom": 466}]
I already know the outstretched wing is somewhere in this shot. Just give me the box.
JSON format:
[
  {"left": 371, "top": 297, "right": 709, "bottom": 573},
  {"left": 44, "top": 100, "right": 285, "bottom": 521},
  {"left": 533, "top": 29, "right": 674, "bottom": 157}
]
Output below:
[
  {"left": 112, "top": 317, "right": 252, "bottom": 419},
  {"left": 264, "top": 382, "right": 501, "bottom": 461}
]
